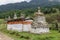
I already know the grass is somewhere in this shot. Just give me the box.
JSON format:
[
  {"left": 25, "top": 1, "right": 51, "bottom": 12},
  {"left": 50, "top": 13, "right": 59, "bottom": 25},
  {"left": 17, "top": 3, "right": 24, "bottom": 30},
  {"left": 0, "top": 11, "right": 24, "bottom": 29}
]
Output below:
[{"left": 1, "top": 29, "right": 60, "bottom": 40}]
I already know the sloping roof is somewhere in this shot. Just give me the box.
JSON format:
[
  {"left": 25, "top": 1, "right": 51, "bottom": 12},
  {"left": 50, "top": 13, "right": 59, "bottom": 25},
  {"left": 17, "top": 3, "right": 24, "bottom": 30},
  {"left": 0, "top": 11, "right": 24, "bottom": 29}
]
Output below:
[{"left": 7, "top": 18, "right": 25, "bottom": 22}]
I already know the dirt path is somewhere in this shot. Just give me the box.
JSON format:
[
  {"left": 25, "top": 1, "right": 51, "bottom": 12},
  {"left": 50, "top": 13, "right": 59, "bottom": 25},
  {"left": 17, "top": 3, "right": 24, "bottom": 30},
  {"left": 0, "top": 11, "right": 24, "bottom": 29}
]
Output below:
[{"left": 0, "top": 32, "right": 14, "bottom": 40}]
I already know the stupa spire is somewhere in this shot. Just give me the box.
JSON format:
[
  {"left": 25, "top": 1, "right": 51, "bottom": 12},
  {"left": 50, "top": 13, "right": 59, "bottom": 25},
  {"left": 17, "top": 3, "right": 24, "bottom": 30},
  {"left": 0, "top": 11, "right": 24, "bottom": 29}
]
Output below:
[
  {"left": 38, "top": 7, "right": 40, "bottom": 12},
  {"left": 38, "top": 7, "right": 42, "bottom": 14},
  {"left": 14, "top": 13, "right": 17, "bottom": 19},
  {"left": 34, "top": 7, "right": 44, "bottom": 16},
  {"left": 20, "top": 13, "right": 25, "bottom": 18},
  {"left": 8, "top": 16, "right": 11, "bottom": 20},
  {"left": 26, "top": 16, "right": 30, "bottom": 19}
]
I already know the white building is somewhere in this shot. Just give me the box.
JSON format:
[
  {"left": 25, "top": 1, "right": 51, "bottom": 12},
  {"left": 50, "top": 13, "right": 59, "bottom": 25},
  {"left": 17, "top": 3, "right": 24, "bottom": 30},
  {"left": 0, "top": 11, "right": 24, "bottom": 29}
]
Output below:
[
  {"left": 7, "top": 13, "right": 33, "bottom": 32},
  {"left": 7, "top": 7, "right": 49, "bottom": 34}
]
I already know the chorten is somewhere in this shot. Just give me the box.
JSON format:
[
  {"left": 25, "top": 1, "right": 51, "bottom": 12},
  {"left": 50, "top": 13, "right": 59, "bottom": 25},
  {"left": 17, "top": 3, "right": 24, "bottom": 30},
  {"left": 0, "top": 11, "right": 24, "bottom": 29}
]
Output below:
[
  {"left": 8, "top": 16, "right": 11, "bottom": 20},
  {"left": 14, "top": 13, "right": 17, "bottom": 19},
  {"left": 31, "top": 7, "right": 49, "bottom": 34},
  {"left": 20, "top": 13, "right": 25, "bottom": 18},
  {"left": 33, "top": 7, "right": 47, "bottom": 27}
]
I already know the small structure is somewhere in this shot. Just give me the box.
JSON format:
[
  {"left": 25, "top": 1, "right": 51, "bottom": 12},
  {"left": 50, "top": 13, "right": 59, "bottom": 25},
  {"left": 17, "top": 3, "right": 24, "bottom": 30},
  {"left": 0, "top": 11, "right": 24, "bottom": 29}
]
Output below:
[
  {"left": 14, "top": 13, "right": 17, "bottom": 19},
  {"left": 7, "top": 7, "right": 49, "bottom": 34},
  {"left": 7, "top": 13, "right": 33, "bottom": 32},
  {"left": 31, "top": 7, "right": 49, "bottom": 34}
]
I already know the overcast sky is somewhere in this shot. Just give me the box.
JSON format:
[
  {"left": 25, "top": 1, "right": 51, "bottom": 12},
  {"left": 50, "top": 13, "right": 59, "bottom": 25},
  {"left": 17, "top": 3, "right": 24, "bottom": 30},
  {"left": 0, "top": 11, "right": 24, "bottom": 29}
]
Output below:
[
  {"left": 0, "top": 0, "right": 31, "bottom": 5},
  {"left": 0, "top": 0, "right": 60, "bottom": 5}
]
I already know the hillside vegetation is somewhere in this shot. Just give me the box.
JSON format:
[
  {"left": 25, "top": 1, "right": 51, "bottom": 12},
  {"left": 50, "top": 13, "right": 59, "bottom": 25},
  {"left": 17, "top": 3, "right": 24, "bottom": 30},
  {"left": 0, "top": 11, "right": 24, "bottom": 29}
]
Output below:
[{"left": 0, "top": 0, "right": 60, "bottom": 12}]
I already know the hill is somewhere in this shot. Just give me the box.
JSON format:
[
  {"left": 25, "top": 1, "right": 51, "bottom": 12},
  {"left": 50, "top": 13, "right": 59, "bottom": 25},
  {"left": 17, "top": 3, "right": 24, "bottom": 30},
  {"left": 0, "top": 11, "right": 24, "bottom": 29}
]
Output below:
[{"left": 0, "top": 0, "right": 60, "bottom": 12}]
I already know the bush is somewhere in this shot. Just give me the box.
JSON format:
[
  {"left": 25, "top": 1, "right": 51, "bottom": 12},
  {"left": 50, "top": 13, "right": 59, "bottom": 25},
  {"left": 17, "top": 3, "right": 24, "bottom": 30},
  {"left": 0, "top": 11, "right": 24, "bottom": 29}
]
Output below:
[
  {"left": 20, "top": 35, "right": 30, "bottom": 39},
  {"left": 9, "top": 31, "right": 15, "bottom": 35},
  {"left": 15, "top": 32, "right": 20, "bottom": 36}
]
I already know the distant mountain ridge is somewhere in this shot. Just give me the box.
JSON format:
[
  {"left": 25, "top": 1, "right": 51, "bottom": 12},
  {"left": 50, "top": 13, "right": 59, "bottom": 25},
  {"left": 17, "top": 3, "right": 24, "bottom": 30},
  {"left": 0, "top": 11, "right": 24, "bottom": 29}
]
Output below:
[{"left": 0, "top": 0, "right": 60, "bottom": 12}]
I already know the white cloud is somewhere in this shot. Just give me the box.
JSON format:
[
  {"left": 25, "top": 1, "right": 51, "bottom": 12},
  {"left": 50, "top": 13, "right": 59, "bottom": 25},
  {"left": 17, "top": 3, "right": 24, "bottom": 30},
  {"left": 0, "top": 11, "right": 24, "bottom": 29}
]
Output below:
[{"left": 0, "top": 0, "right": 31, "bottom": 5}]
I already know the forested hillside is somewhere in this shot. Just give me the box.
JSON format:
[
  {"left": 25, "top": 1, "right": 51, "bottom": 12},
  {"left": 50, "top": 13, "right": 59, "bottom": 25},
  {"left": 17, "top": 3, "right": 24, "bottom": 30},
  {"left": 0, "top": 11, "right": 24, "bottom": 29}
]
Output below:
[{"left": 0, "top": 0, "right": 60, "bottom": 12}]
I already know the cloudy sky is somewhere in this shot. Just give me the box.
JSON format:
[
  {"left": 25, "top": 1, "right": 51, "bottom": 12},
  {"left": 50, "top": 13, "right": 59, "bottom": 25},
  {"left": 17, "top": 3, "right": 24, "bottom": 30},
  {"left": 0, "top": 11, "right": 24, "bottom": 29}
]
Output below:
[
  {"left": 0, "top": 0, "right": 31, "bottom": 5},
  {"left": 0, "top": 0, "right": 60, "bottom": 5}
]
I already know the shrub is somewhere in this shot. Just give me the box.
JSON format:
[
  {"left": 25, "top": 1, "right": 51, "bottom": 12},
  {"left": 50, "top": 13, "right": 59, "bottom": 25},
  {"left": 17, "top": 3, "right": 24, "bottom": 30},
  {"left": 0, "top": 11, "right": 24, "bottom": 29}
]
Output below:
[{"left": 9, "top": 31, "right": 15, "bottom": 35}]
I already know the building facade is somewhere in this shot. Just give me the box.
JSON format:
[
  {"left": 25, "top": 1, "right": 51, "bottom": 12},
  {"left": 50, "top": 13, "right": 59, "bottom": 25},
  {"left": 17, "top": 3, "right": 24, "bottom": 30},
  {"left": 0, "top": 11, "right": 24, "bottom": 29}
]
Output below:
[{"left": 7, "top": 14, "right": 33, "bottom": 32}]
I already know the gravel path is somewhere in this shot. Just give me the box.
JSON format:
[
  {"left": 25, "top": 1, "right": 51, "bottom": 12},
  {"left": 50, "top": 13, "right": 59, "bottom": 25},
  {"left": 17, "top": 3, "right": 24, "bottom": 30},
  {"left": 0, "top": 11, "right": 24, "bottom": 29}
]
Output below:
[{"left": 0, "top": 32, "right": 14, "bottom": 40}]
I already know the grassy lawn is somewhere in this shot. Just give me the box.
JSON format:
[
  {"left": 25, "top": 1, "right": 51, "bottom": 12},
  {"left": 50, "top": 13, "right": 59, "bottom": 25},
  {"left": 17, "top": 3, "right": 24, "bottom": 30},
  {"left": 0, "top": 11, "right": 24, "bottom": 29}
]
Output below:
[{"left": 0, "top": 19, "right": 60, "bottom": 40}]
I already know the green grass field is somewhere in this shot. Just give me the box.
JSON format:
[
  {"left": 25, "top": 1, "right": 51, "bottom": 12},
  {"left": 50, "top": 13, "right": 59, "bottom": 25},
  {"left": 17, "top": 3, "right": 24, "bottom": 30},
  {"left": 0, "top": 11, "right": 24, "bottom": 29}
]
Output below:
[{"left": 0, "top": 19, "right": 60, "bottom": 40}]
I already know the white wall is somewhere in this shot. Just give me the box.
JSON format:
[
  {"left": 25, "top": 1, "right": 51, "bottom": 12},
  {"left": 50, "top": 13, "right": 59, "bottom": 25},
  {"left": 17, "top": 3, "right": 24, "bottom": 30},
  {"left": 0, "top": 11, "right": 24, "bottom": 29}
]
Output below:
[
  {"left": 7, "top": 24, "right": 23, "bottom": 32},
  {"left": 23, "top": 24, "right": 31, "bottom": 32},
  {"left": 7, "top": 24, "right": 49, "bottom": 34},
  {"left": 7, "top": 24, "right": 12, "bottom": 30},
  {"left": 7, "top": 24, "right": 32, "bottom": 32},
  {"left": 31, "top": 28, "right": 49, "bottom": 34}
]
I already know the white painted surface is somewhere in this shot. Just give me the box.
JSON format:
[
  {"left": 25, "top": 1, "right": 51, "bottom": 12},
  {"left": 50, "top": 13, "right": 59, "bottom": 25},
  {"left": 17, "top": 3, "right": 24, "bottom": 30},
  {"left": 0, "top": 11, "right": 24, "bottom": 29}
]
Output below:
[
  {"left": 7, "top": 24, "right": 49, "bottom": 34},
  {"left": 31, "top": 28, "right": 49, "bottom": 34},
  {"left": 7, "top": 24, "right": 32, "bottom": 32},
  {"left": 7, "top": 24, "right": 12, "bottom": 30},
  {"left": 12, "top": 24, "right": 23, "bottom": 32},
  {"left": 23, "top": 24, "right": 31, "bottom": 32},
  {"left": 7, "top": 24, "right": 23, "bottom": 32},
  {"left": 25, "top": 20, "right": 33, "bottom": 22}
]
